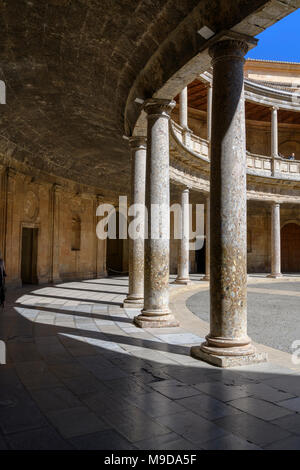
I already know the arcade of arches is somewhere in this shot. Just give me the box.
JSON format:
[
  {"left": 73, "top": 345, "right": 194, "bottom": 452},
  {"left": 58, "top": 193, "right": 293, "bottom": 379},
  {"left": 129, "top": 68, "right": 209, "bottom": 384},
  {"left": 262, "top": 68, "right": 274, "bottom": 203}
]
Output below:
[{"left": 0, "top": 0, "right": 300, "bottom": 370}]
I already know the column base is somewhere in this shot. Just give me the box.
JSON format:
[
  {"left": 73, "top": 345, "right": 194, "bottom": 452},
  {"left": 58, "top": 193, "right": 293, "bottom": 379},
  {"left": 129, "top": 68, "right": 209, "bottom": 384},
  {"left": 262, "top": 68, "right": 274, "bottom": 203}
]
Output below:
[
  {"left": 172, "top": 278, "right": 193, "bottom": 286},
  {"left": 191, "top": 343, "right": 267, "bottom": 368},
  {"left": 200, "top": 275, "right": 210, "bottom": 282},
  {"left": 267, "top": 273, "right": 283, "bottom": 279},
  {"left": 134, "top": 313, "right": 179, "bottom": 329},
  {"left": 123, "top": 298, "right": 144, "bottom": 309}
]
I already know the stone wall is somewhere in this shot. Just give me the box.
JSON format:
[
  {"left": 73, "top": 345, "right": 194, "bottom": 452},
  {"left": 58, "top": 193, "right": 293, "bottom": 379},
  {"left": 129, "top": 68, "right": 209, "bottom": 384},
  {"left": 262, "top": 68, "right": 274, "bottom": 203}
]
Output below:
[{"left": 0, "top": 164, "right": 107, "bottom": 287}]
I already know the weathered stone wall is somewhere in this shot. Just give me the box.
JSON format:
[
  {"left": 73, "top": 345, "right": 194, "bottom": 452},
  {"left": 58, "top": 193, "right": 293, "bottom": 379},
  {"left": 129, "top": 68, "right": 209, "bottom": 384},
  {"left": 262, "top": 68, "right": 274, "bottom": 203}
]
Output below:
[{"left": 0, "top": 163, "right": 107, "bottom": 287}]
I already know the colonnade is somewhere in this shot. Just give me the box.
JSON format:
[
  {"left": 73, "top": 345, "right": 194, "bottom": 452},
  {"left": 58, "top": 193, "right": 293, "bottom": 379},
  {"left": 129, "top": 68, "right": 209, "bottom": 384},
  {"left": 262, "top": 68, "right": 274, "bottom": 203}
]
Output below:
[{"left": 125, "top": 36, "right": 269, "bottom": 367}]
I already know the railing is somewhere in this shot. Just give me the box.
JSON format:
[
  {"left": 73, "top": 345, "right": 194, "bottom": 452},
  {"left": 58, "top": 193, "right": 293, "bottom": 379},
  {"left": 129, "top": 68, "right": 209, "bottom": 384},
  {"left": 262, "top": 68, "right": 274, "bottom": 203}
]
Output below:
[{"left": 171, "top": 120, "right": 300, "bottom": 181}]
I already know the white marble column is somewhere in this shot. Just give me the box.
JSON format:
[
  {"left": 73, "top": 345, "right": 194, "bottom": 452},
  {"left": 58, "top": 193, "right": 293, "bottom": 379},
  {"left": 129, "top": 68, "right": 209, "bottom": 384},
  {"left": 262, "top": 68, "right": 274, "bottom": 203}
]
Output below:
[
  {"left": 123, "top": 136, "right": 147, "bottom": 308},
  {"left": 174, "top": 187, "right": 191, "bottom": 285},
  {"left": 267, "top": 202, "right": 282, "bottom": 278},
  {"left": 179, "top": 87, "right": 191, "bottom": 148},
  {"left": 191, "top": 38, "right": 266, "bottom": 367},
  {"left": 134, "top": 98, "right": 179, "bottom": 328},
  {"left": 271, "top": 106, "right": 278, "bottom": 175},
  {"left": 201, "top": 196, "right": 210, "bottom": 281}
]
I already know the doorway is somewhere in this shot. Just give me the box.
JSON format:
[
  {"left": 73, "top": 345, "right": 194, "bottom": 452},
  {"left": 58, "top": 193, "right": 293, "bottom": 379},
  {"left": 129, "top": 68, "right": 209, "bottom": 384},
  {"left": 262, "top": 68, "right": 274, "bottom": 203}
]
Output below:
[
  {"left": 106, "top": 211, "right": 124, "bottom": 274},
  {"left": 281, "top": 223, "right": 300, "bottom": 273},
  {"left": 21, "top": 227, "right": 38, "bottom": 284},
  {"left": 196, "top": 240, "right": 206, "bottom": 274}
]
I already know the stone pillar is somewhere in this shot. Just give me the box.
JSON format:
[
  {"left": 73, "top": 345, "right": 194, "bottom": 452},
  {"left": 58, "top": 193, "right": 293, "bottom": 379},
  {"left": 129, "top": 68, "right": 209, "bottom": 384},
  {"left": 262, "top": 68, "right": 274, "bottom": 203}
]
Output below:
[
  {"left": 179, "top": 87, "right": 188, "bottom": 129},
  {"left": 179, "top": 87, "right": 191, "bottom": 148},
  {"left": 207, "top": 84, "right": 212, "bottom": 142},
  {"left": 267, "top": 202, "right": 282, "bottom": 279},
  {"left": 94, "top": 195, "right": 107, "bottom": 279},
  {"left": 134, "top": 98, "right": 179, "bottom": 328},
  {"left": 51, "top": 184, "right": 62, "bottom": 284},
  {"left": 123, "top": 136, "right": 147, "bottom": 308},
  {"left": 174, "top": 187, "right": 191, "bottom": 285},
  {"left": 201, "top": 196, "right": 210, "bottom": 281},
  {"left": 191, "top": 39, "right": 266, "bottom": 367},
  {"left": 271, "top": 106, "right": 278, "bottom": 176}
]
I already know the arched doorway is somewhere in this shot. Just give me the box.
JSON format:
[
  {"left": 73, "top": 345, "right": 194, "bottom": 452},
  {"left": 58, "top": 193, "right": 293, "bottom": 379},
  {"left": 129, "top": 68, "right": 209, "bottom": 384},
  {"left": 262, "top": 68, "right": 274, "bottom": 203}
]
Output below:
[{"left": 281, "top": 223, "right": 300, "bottom": 273}]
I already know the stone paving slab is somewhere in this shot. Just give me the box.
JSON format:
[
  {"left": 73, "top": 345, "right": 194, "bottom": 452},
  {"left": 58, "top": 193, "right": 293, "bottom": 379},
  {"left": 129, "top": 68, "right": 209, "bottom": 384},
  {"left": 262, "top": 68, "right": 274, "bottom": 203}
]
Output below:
[
  {"left": 46, "top": 406, "right": 110, "bottom": 439},
  {"left": 1, "top": 276, "right": 300, "bottom": 450}
]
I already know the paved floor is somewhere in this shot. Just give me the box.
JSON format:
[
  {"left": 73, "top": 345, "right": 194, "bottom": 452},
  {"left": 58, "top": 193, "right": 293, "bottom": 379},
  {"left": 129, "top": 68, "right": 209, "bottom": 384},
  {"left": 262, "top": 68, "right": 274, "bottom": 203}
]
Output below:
[
  {"left": 0, "top": 275, "right": 300, "bottom": 450},
  {"left": 187, "top": 279, "right": 300, "bottom": 354}
]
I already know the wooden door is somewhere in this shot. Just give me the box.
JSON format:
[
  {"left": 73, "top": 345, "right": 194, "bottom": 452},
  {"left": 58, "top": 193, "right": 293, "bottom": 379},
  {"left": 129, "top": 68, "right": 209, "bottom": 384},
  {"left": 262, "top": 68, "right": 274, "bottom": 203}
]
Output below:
[
  {"left": 281, "top": 223, "right": 300, "bottom": 273},
  {"left": 21, "top": 228, "right": 38, "bottom": 284}
]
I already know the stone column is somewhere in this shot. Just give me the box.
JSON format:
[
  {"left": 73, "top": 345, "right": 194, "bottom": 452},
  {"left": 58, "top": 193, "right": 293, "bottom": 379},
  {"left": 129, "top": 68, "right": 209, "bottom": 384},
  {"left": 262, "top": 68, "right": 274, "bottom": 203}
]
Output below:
[
  {"left": 201, "top": 196, "right": 210, "bottom": 281},
  {"left": 207, "top": 84, "right": 212, "bottom": 142},
  {"left": 123, "top": 136, "right": 147, "bottom": 308},
  {"left": 174, "top": 187, "right": 191, "bottom": 285},
  {"left": 51, "top": 184, "right": 62, "bottom": 284},
  {"left": 134, "top": 98, "right": 179, "bottom": 328},
  {"left": 271, "top": 106, "right": 278, "bottom": 176},
  {"left": 179, "top": 87, "right": 191, "bottom": 147},
  {"left": 179, "top": 87, "right": 188, "bottom": 129},
  {"left": 191, "top": 39, "right": 266, "bottom": 367},
  {"left": 267, "top": 202, "right": 282, "bottom": 278}
]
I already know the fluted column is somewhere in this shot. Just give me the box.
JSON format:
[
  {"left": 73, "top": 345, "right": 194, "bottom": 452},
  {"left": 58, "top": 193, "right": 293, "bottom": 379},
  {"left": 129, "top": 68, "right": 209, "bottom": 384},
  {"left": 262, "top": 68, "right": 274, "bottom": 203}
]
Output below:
[
  {"left": 201, "top": 196, "right": 210, "bottom": 281},
  {"left": 271, "top": 106, "right": 278, "bottom": 176},
  {"left": 123, "top": 136, "right": 147, "bottom": 308},
  {"left": 134, "top": 98, "right": 179, "bottom": 328},
  {"left": 267, "top": 202, "right": 282, "bottom": 279},
  {"left": 191, "top": 38, "right": 266, "bottom": 367},
  {"left": 174, "top": 187, "right": 191, "bottom": 285}
]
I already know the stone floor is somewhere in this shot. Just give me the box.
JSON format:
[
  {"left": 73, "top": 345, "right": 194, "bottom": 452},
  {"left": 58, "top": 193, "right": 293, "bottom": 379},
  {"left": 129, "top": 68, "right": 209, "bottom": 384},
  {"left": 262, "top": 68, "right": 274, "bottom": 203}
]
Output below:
[{"left": 0, "top": 275, "right": 300, "bottom": 450}]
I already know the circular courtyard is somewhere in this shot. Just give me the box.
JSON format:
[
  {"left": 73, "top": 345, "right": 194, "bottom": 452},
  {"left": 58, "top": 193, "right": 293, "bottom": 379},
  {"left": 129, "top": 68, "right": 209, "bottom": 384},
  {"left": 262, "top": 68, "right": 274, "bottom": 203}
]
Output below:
[{"left": 186, "top": 278, "right": 300, "bottom": 354}]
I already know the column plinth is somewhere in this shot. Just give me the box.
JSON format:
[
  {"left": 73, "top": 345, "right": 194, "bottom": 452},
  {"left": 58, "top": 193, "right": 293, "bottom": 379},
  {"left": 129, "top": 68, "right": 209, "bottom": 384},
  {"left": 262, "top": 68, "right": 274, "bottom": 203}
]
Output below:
[
  {"left": 123, "top": 137, "right": 147, "bottom": 309},
  {"left": 191, "top": 38, "right": 266, "bottom": 367},
  {"left": 267, "top": 202, "right": 282, "bottom": 279},
  {"left": 134, "top": 99, "right": 179, "bottom": 328}
]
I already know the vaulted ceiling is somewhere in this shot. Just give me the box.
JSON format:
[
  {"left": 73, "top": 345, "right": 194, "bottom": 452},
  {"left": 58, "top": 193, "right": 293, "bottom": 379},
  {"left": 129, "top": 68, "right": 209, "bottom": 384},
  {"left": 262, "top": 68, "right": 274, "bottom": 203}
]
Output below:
[{"left": 0, "top": 0, "right": 296, "bottom": 193}]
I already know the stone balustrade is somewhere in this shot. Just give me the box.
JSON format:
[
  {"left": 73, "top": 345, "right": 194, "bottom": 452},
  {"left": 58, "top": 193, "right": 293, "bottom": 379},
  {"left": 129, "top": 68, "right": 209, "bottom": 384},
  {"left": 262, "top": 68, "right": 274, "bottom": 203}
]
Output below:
[{"left": 170, "top": 120, "right": 300, "bottom": 181}]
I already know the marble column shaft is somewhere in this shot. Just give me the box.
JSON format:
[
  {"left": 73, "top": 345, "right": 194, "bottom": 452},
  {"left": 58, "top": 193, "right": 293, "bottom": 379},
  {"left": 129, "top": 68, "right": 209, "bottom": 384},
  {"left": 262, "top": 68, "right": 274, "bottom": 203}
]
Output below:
[
  {"left": 271, "top": 106, "right": 278, "bottom": 157},
  {"left": 123, "top": 136, "right": 147, "bottom": 308},
  {"left": 207, "top": 84, "right": 212, "bottom": 143},
  {"left": 202, "top": 196, "right": 210, "bottom": 281},
  {"left": 271, "top": 106, "right": 278, "bottom": 176},
  {"left": 179, "top": 87, "right": 191, "bottom": 147},
  {"left": 268, "top": 202, "right": 282, "bottom": 278},
  {"left": 175, "top": 188, "right": 191, "bottom": 285},
  {"left": 191, "top": 38, "right": 266, "bottom": 367},
  {"left": 134, "top": 98, "right": 179, "bottom": 328},
  {"left": 179, "top": 87, "right": 188, "bottom": 129}
]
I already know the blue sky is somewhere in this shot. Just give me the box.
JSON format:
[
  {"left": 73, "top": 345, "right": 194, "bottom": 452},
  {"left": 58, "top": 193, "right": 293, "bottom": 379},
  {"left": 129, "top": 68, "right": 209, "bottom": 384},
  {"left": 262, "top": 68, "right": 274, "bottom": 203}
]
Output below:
[{"left": 246, "top": 8, "right": 300, "bottom": 62}]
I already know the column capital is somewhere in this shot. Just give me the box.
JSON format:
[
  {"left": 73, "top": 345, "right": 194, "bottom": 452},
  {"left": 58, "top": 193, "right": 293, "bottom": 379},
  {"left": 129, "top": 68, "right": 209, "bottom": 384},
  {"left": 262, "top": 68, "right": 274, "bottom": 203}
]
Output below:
[
  {"left": 129, "top": 136, "right": 147, "bottom": 150},
  {"left": 271, "top": 105, "right": 279, "bottom": 112},
  {"left": 143, "top": 98, "right": 176, "bottom": 118},
  {"left": 209, "top": 39, "right": 248, "bottom": 64}
]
